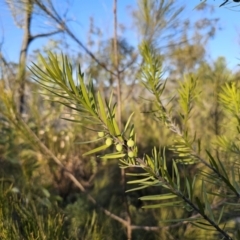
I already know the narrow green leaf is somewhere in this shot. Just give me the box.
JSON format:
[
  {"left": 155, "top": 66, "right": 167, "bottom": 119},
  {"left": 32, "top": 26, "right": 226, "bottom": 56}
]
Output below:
[
  {"left": 217, "top": 206, "right": 225, "bottom": 225},
  {"left": 39, "top": 54, "right": 58, "bottom": 79},
  {"left": 119, "top": 159, "right": 130, "bottom": 167},
  {"left": 126, "top": 185, "right": 149, "bottom": 192},
  {"left": 108, "top": 91, "right": 114, "bottom": 108},
  {"left": 191, "top": 222, "right": 215, "bottom": 231},
  {"left": 164, "top": 169, "right": 174, "bottom": 187},
  {"left": 127, "top": 177, "right": 153, "bottom": 184},
  {"left": 126, "top": 173, "right": 149, "bottom": 176},
  {"left": 47, "top": 53, "right": 61, "bottom": 79},
  {"left": 146, "top": 155, "right": 154, "bottom": 171},
  {"left": 106, "top": 118, "right": 115, "bottom": 135},
  {"left": 140, "top": 193, "right": 177, "bottom": 201},
  {"left": 185, "top": 177, "right": 192, "bottom": 200},
  {"left": 216, "top": 154, "right": 228, "bottom": 178},
  {"left": 173, "top": 160, "right": 180, "bottom": 190},
  {"left": 97, "top": 92, "right": 108, "bottom": 125},
  {"left": 83, "top": 144, "right": 109, "bottom": 156},
  {"left": 129, "top": 124, "right": 135, "bottom": 138},
  {"left": 112, "top": 117, "right": 123, "bottom": 141},
  {"left": 206, "top": 150, "right": 219, "bottom": 171},
  {"left": 64, "top": 56, "right": 79, "bottom": 98},
  {"left": 123, "top": 112, "right": 135, "bottom": 133},
  {"left": 101, "top": 153, "right": 126, "bottom": 159},
  {"left": 79, "top": 73, "right": 92, "bottom": 109},
  {"left": 203, "top": 182, "right": 215, "bottom": 222}
]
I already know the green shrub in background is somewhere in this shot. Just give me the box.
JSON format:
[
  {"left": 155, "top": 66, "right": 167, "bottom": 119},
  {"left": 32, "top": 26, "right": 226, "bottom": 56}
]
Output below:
[{"left": 0, "top": 183, "right": 69, "bottom": 240}]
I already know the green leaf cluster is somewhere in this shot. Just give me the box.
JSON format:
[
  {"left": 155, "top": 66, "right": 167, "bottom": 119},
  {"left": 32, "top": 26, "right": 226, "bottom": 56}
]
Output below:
[{"left": 30, "top": 50, "right": 240, "bottom": 240}]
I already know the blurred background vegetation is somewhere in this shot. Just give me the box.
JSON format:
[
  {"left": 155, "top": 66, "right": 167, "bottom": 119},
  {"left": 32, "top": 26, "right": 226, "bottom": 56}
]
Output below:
[{"left": 1, "top": 0, "right": 240, "bottom": 239}]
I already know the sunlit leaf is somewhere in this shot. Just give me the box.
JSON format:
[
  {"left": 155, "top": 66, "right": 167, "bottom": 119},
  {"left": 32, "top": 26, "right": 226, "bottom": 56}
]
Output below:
[
  {"left": 83, "top": 144, "right": 109, "bottom": 156},
  {"left": 97, "top": 92, "right": 108, "bottom": 125},
  {"left": 101, "top": 153, "right": 126, "bottom": 159},
  {"left": 139, "top": 193, "right": 178, "bottom": 201},
  {"left": 125, "top": 185, "right": 150, "bottom": 192},
  {"left": 127, "top": 177, "right": 153, "bottom": 184},
  {"left": 123, "top": 112, "right": 135, "bottom": 133}
]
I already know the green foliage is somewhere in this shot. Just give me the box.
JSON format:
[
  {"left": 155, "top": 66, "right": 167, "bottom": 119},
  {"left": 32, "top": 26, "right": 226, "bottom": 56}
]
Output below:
[
  {"left": 0, "top": 183, "right": 68, "bottom": 240},
  {"left": 1, "top": 1, "right": 240, "bottom": 239},
  {"left": 29, "top": 48, "right": 240, "bottom": 240}
]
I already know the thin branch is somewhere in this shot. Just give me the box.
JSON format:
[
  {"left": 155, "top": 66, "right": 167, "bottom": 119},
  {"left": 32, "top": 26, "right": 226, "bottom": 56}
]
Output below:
[
  {"left": 119, "top": 53, "right": 138, "bottom": 74},
  {"left": 30, "top": 30, "right": 62, "bottom": 41},
  {"left": 34, "top": 0, "right": 117, "bottom": 77},
  {"left": 219, "top": 0, "right": 229, "bottom": 7}
]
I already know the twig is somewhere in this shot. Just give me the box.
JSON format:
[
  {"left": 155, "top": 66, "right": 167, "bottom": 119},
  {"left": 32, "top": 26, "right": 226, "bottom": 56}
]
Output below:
[
  {"left": 30, "top": 30, "right": 62, "bottom": 41},
  {"left": 34, "top": 0, "right": 117, "bottom": 77}
]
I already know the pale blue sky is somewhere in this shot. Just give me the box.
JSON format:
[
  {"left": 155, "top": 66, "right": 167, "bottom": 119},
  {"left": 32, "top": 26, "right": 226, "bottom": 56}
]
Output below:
[{"left": 0, "top": 0, "right": 240, "bottom": 71}]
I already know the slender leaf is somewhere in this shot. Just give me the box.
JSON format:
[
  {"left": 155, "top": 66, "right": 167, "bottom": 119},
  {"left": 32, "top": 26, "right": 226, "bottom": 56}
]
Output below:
[
  {"left": 83, "top": 144, "right": 109, "bottom": 156},
  {"left": 126, "top": 185, "right": 150, "bottom": 192},
  {"left": 127, "top": 177, "right": 153, "bottom": 184},
  {"left": 101, "top": 153, "right": 126, "bottom": 159},
  {"left": 97, "top": 92, "right": 108, "bottom": 125},
  {"left": 140, "top": 193, "right": 178, "bottom": 201},
  {"left": 123, "top": 112, "right": 135, "bottom": 133}
]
